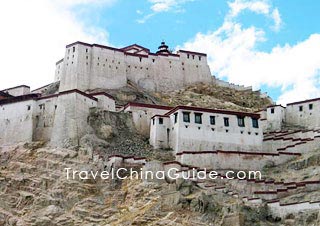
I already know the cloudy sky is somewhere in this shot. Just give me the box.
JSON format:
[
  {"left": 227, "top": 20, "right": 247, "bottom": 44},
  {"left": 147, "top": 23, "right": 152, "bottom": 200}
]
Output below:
[{"left": 0, "top": 0, "right": 319, "bottom": 104}]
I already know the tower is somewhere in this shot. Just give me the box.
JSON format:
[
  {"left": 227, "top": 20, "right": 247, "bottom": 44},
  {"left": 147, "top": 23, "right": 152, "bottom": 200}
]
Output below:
[{"left": 156, "top": 41, "right": 171, "bottom": 55}]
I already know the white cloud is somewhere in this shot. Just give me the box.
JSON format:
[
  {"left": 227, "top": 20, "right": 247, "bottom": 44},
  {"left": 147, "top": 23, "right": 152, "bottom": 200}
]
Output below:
[
  {"left": 137, "top": 0, "right": 194, "bottom": 23},
  {"left": 271, "top": 8, "right": 281, "bottom": 31},
  {"left": 0, "top": 0, "right": 114, "bottom": 90},
  {"left": 149, "top": 0, "right": 194, "bottom": 12},
  {"left": 228, "top": 0, "right": 270, "bottom": 18},
  {"left": 227, "top": 0, "right": 281, "bottom": 31},
  {"left": 178, "top": 0, "right": 320, "bottom": 104}
]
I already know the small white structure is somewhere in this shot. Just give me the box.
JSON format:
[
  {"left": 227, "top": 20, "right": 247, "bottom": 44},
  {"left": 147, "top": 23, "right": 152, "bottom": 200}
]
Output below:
[
  {"left": 264, "top": 105, "right": 286, "bottom": 131},
  {"left": 286, "top": 98, "right": 320, "bottom": 129},
  {"left": 150, "top": 105, "right": 263, "bottom": 153},
  {"left": 2, "top": 85, "right": 31, "bottom": 97},
  {"left": 124, "top": 102, "right": 172, "bottom": 136},
  {"left": 0, "top": 89, "right": 116, "bottom": 146},
  {"left": 90, "top": 92, "right": 116, "bottom": 112}
]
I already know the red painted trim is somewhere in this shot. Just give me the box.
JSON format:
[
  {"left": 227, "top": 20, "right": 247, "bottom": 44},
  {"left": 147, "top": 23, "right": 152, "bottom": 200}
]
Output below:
[
  {"left": 124, "top": 102, "right": 173, "bottom": 111},
  {"left": 254, "top": 191, "right": 277, "bottom": 194},
  {"left": 178, "top": 50, "right": 207, "bottom": 57},
  {"left": 0, "top": 93, "right": 39, "bottom": 105},
  {"left": 176, "top": 150, "right": 301, "bottom": 156},
  {"left": 287, "top": 97, "right": 320, "bottom": 106},
  {"left": 125, "top": 52, "right": 149, "bottom": 58},
  {"left": 121, "top": 44, "right": 150, "bottom": 53},
  {"left": 2, "top": 85, "right": 30, "bottom": 91},
  {"left": 90, "top": 92, "right": 115, "bottom": 100},
  {"left": 0, "top": 91, "right": 12, "bottom": 98},
  {"left": 165, "top": 105, "right": 260, "bottom": 119},
  {"left": 266, "top": 104, "right": 285, "bottom": 108},
  {"left": 151, "top": 114, "right": 170, "bottom": 119}
]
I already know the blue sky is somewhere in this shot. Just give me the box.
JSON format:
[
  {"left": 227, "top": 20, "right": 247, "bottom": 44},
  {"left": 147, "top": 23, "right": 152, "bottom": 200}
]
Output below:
[{"left": 1, "top": 0, "right": 320, "bottom": 104}]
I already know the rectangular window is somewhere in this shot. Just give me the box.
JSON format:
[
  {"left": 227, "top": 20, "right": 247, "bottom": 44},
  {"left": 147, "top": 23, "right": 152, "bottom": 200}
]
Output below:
[
  {"left": 271, "top": 108, "right": 275, "bottom": 114},
  {"left": 159, "top": 118, "right": 163, "bottom": 124},
  {"left": 224, "top": 117, "right": 229, "bottom": 127},
  {"left": 152, "top": 118, "right": 155, "bottom": 125},
  {"left": 194, "top": 113, "right": 202, "bottom": 124},
  {"left": 174, "top": 113, "right": 178, "bottom": 124},
  {"left": 299, "top": 106, "right": 303, "bottom": 112},
  {"left": 183, "top": 112, "right": 190, "bottom": 123},
  {"left": 210, "top": 116, "right": 215, "bottom": 125},
  {"left": 309, "top": 104, "right": 313, "bottom": 110},
  {"left": 73, "top": 46, "right": 75, "bottom": 52},
  {"left": 27, "top": 105, "right": 31, "bottom": 111},
  {"left": 237, "top": 116, "right": 245, "bottom": 127},
  {"left": 252, "top": 118, "right": 259, "bottom": 128}
]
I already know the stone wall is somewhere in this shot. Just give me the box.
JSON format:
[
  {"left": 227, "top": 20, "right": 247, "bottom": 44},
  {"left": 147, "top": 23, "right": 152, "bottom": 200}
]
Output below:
[
  {"left": 0, "top": 99, "right": 35, "bottom": 145},
  {"left": 58, "top": 42, "right": 212, "bottom": 93},
  {"left": 150, "top": 106, "right": 263, "bottom": 153},
  {"left": 286, "top": 98, "right": 320, "bottom": 129},
  {"left": 50, "top": 91, "right": 98, "bottom": 147}
]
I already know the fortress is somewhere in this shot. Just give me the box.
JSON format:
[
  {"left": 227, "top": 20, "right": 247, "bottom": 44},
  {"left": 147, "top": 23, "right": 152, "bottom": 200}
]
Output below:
[
  {"left": 56, "top": 41, "right": 212, "bottom": 92},
  {"left": 1, "top": 41, "right": 320, "bottom": 217}
]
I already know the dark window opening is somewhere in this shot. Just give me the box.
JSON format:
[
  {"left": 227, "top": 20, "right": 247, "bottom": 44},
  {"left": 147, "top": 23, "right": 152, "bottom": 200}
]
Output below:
[
  {"left": 187, "top": 54, "right": 190, "bottom": 59},
  {"left": 199, "top": 56, "right": 201, "bottom": 61},
  {"left": 252, "top": 118, "right": 259, "bottom": 128},
  {"left": 152, "top": 59, "right": 155, "bottom": 63},
  {"left": 86, "top": 48, "right": 88, "bottom": 53},
  {"left": 195, "top": 113, "right": 202, "bottom": 124},
  {"left": 183, "top": 112, "right": 190, "bottom": 123},
  {"left": 210, "top": 116, "right": 215, "bottom": 125},
  {"left": 299, "top": 106, "right": 303, "bottom": 112},
  {"left": 270, "top": 108, "right": 275, "bottom": 114},
  {"left": 237, "top": 116, "right": 245, "bottom": 127},
  {"left": 224, "top": 117, "right": 229, "bottom": 127},
  {"left": 309, "top": 104, "right": 313, "bottom": 110},
  {"left": 72, "top": 46, "right": 75, "bottom": 52},
  {"left": 152, "top": 118, "right": 155, "bottom": 125},
  {"left": 174, "top": 113, "right": 178, "bottom": 124},
  {"left": 192, "top": 55, "right": 195, "bottom": 59},
  {"left": 27, "top": 105, "right": 31, "bottom": 110},
  {"left": 159, "top": 118, "right": 163, "bottom": 124},
  {"left": 139, "top": 57, "right": 142, "bottom": 62}
]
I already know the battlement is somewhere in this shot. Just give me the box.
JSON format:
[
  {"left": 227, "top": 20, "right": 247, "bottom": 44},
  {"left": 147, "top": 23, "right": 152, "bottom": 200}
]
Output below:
[{"left": 57, "top": 41, "right": 213, "bottom": 93}]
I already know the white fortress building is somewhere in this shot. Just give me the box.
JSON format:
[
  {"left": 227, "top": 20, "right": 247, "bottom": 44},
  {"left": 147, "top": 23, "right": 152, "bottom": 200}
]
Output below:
[
  {"left": 0, "top": 40, "right": 320, "bottom": 171},
  {"left": 56, "top": 41, "right": 212, "bottom": 92}
]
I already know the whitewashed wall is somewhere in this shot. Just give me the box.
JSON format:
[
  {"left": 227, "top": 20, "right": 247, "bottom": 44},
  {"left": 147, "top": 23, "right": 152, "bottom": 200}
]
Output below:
[
  {"left": 265, "top": 105, "right": 286, "bottom": 131},
  {"left": 33, "top": 96, "right": 58, "bottom": 142},
  {"left": 153, "top": 109, "right": 263, "bottom": 153},
  {"left": 124, "top": 104, "right": 171, "bottom": 136},
  {"left": 50, "top": 92, "right": 97, "bottom": 147},
  {"left": 91, "top": 94, "right": 116, "bottom": 112},
  {"left": 286, "top": 99, "right": 320, "bottom": 129},
  {"left": 0, "top": 99, "right": 35, "bottom": 145},
  {"left": 58, "top": 42, "right": 212, "bottom": 93}
]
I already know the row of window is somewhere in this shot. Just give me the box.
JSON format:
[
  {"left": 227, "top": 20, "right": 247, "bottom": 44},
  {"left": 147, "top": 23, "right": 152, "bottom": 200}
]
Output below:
[
  {"left": 173, "top": 112, "right": 259, "bottom": 128},
  {"left": 299, "top": 104, "right": 313, "bottom": 111},
  {"left": 270, "top": 103, "right": 314, "bottom": 114},
  {"left": 187, "top": 54, "right": 202, "bottom": 61}
]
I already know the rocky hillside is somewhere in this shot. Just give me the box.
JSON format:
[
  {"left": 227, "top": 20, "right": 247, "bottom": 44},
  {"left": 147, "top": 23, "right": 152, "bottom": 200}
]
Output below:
[
  {"left": 90, "top": 82, "right": 273, "bottom": 112},
  {"left": 0, "top": 143, "right": 319, "bottom": 225}
]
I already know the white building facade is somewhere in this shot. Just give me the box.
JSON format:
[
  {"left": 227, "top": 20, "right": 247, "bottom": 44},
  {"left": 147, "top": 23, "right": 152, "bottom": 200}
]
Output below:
[
  {"left": 150, "top": 106, "right": 263, "bottom": 153},
  {"left": 57, "top": 41, "right": 213, "bottom": 92}
]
